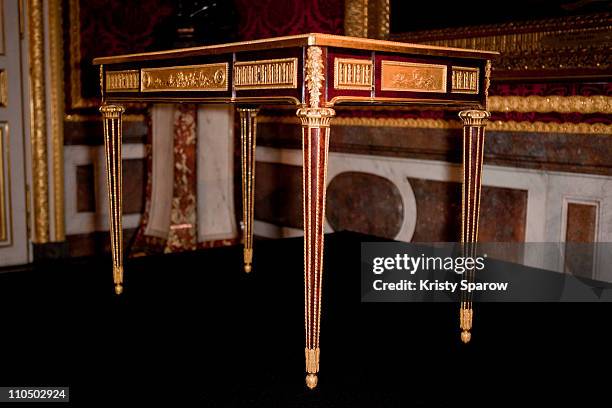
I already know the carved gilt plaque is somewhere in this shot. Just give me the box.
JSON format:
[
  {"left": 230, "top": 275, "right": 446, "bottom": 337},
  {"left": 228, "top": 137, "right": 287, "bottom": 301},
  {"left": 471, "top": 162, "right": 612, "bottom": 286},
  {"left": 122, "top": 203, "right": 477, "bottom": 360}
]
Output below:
[
  {"left": 334, "top": 58, "right": 373, "bottom": 90},
  {"left": 105, "top": 70, "right": 139, "bottom": 92},
  {"left": 380, "top": 61, "right": 447, "bottom": 93},
  {"left": 452, "top": 66, "right": 479, "bottom": 94},
  {"left": 141, "top": 63, "right": 229, "bottom": 92},
  {"left": 234, "top": 58, "right": 298, "bottom": 90}
]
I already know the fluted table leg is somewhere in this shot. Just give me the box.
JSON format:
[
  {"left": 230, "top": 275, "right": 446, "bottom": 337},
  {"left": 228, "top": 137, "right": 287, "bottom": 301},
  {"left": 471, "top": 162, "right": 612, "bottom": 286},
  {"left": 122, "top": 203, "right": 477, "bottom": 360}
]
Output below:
[
  {"left": 458, "top": 109, "right": 490, "bottom": 343},
  {"left": 238, "top": 107, "right": 259, "bottom": 273},
  {"left": 100, "top": 104, "right": 125, "bottom": 295},
  {"left": 297, "top": 107, "right": 335, "bottom": 389}
]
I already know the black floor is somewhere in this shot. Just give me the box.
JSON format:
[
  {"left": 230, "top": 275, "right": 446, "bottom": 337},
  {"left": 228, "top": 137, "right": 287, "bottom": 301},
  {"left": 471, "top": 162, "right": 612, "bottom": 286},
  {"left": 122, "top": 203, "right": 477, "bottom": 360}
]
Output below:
[{"left": 0, "top": 232, "right": 609, "bottom": 406}]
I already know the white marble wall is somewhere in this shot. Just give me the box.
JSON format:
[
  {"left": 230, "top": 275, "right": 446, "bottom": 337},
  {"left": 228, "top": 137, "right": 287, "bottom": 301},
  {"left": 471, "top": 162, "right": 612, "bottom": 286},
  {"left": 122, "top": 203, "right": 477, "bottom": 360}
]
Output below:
[
  {"left": 144, "top": 105, "right": 174, "bottom": 239},
  {"left": 64, "top": 144, "right": 145, "bottom": 235},
  {"left": 65, "top": 105, "right": 238, "bottom": 245},
  {"left": 254, "top": 146, "right": 612, "bottom": 279},
  {"left": 196, "top": 105, "right": 237, "bottom": 243}
]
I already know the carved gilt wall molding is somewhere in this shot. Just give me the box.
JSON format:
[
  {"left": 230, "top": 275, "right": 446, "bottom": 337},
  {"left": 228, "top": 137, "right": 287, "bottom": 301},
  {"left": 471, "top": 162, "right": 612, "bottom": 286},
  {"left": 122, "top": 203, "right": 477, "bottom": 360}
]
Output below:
[
  {"left": 0, "top": 123, "right": 8, "bottom": 245},
  {"left": 489, "top": 95, "right": 612, "bottom": 114},
  {"left": 67, "top": 0, "right": 96, "bottom": 108},
  {"left": 344, "top": 0, "right": 368, "bottom": 37},
  {"left": 28, "top": 0, "right": 49, "bottom": 243},
  {"left": 258, "top": 115, "right": 612, "bottom": 135},
  {"left": 344, "top": 0, "right": 390, "bottom": 39},
  {"left": 0, "top": 70, "right": 7, "bottom": 107},
  {"left": 48, "top": 0, "right": 65, "bottom": 241}
]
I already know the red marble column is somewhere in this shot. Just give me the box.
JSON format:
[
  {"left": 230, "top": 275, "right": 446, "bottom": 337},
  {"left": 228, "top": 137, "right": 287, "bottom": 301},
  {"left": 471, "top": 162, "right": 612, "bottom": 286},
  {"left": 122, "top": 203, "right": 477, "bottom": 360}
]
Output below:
[{"left": 165, "top": 104, "right": 198, "bottom": 253}]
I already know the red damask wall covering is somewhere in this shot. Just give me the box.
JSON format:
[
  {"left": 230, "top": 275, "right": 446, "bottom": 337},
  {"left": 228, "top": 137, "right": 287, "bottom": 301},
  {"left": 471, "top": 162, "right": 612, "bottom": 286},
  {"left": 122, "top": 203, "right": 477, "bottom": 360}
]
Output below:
[
  {"left": 79, "top": 0, "right": 174, "bottom": 52},
  {"left": 235, "top": 0, "right": 344, "bottom": 40},
  {"left": 71, "top": 0, "right": 176, "bottom": 108}
]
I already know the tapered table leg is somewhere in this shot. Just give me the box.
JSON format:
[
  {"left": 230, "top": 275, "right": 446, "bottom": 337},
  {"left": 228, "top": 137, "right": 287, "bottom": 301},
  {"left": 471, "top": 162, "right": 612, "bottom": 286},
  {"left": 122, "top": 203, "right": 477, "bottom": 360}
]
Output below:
[
  {"left": 238, "top": 107, "right": 259, "bottom": 273},
  {"left": 100, "top": 104, "right": 125, "bottom": 295},
  {"left": 297, "top": 107, "right": 335, "bottom": 389},
  {"left": 458, "top": 109, "right": 490, "bottom": 343}
]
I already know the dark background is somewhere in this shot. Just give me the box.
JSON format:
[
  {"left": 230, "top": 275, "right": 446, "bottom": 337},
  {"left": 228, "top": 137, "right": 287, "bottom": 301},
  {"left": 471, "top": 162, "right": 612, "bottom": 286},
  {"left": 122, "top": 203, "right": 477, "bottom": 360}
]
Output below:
[
  {"left": 1, "top": 233, "right": 609, "bottom": 406},
  {"left": 391, "top": 0, "right": 612, "bottom": 32}
]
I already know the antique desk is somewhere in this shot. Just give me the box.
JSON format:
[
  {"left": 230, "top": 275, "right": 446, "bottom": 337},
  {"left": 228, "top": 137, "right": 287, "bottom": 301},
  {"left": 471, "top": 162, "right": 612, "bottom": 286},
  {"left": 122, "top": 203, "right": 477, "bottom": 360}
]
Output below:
[{"left": 93, "top": 33, "right": 497, "bottom": 389}]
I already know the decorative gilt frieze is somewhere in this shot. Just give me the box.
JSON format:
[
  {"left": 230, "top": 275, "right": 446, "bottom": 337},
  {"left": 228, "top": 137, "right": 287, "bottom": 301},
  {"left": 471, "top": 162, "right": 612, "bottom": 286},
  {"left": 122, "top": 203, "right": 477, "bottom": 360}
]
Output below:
[
  {"left": 234, "top": 58, "right": 297, "bottom": 90},
  {"left": 381, "top": 61, "right": 447, "bottom": 93},
  {"left": 258, "top": 115, "right": 612, "bottom": 134},
  {"left": 305, "top": 47, "right": 325, "bottom": 108},
  {"left": 334, "top": 58, "right": 373, "bottom": 90},
  {"left": 490, "top": 95, "right": 612, "bottom": 114},
  {"left": 452, "top": 66, "right": 479, "bottom": 94},
  {"left": 141, "top": 63, "right": 228, "bottom": 92},
  {"left": 105, "top": 70, "right": 139, "bottom": 92},
  {"left": 489, "top": 120, "right": 612, "bottom": 134}
]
